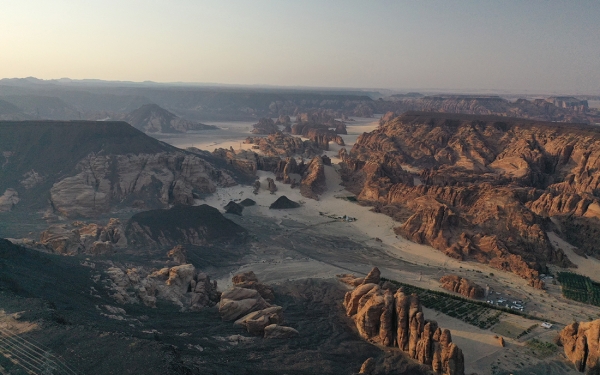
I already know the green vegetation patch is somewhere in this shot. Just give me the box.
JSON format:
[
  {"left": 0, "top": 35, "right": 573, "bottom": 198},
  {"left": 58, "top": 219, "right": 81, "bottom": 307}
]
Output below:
[
  {"left": 557, "top": 271, "right": 600, "bottom": 306},
  {"left": 526, "top": 338, "right": 557, "bottom": 358}
]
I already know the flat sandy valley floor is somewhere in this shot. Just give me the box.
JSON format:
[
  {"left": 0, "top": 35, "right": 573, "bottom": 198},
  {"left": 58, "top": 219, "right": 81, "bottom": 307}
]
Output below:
[{"left": 153, "top": 118, "right": 587, "bottom": 375}]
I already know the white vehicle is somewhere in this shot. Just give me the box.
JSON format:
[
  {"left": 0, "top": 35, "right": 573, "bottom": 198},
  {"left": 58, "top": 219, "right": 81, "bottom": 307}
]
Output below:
[{"left": 541, "top": 322, "right": 553, "bottom": 329}]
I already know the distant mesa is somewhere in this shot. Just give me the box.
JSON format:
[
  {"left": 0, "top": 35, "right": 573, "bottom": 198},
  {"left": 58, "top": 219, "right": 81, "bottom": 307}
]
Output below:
[
  {"left": 0, "top": 99, "right": 31, "bottom": 120},
  {"left": 251, "top": 117, "right": 279, "bottom": 134},
  {"left": 224, "top": 200, "right": 244, "bottom": 215},
  {"left": 340, "top": 111, "right": 600, "bottom": 287},
  {"left": 269, "top": 196, "right": 300, "bottom": 209},
  {"left": 439, "top": 275, "right": 484, "bottom": 299},
  {"left": 125, "top": 204, "right": 248, "bottom": 248},
  {"left": 125, "top": 103, "right": 217, "bottom": 133}
]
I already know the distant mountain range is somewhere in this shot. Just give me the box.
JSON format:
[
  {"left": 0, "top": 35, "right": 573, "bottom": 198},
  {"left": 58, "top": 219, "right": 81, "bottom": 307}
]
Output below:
[{"left": 124, "top": 103, "right": 216, "bottom": 133}]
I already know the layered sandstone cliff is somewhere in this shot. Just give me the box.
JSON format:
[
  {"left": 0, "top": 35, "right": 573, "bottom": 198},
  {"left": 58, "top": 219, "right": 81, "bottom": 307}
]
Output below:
[
  {"left": 341, "top": 268, "right": 465, "bottom": 375},
  {"left": 559, "top": 319, "right": 600, "bottom": 373},
  {"left": 340, "top": 112, "right": 600, "bottom": 286}
]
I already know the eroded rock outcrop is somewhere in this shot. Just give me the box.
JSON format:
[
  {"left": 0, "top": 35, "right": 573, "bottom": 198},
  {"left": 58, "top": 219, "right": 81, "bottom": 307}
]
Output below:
[
  {"left": 439, "top": 275, "right": 484, "bottom": 299},
  {"left": 125, "top": 104, "right": 216, "bottom": 133},
  {"left": 340, "top": 112, "right": 600, "bottom": 285},
  {"left": 50, "top": 152, "right": 236, "bottom": 217},
  {"left": 23, "top": 218, "right": 127, "bottom": 255},
  {"left": 300, "top": 156, "right": 326, "bottom": 200},
  {"left": 244, "top": 132, "right": 322, "bottom": 158},
  {"left": 220, "top": 272, "right": 297, "bottom": 338},
  {"left": 341, "top": 268, "right": 465, "bottom": 375},
  {"left": 559, "top": 319, "right": 600, "bottom": 373},
  {"left": 251, "top": 118, "right": 279, "bottom": 134},
  {"left": 105, "top": 264, "right": 219, "bottom": 310}
]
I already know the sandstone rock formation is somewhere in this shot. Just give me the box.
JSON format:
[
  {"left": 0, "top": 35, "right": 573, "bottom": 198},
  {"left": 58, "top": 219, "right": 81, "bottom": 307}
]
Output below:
[
  {"left": 232, "top": 271, "right": 275, "bottom": 301},
  {"left": 439, "top": 275, "right": 484, "bottom": 299},
  {"left": 50, "top": 152, "right": 236, "bottom": 218},
  {"left": 105, "top": 264, "right": 219, "bottom": 310},
  {"left": 291, "top": 123, "right": 345, "bottom": 150},
  {"left": 219, "top": 272, "right": 297, "bottom": 338},
  {"left": 340, "top": 112, "right": 600, "bottom": 286},
  {"left": 300, "top": 156, "right": 326, "bottom": 200},
  {"left": 125, "top": 204, "right": 248, "bottom": 249},
  {"left": 559, "top": 319, "right": 600, "bottom": 373},
  {"left": 125, "top": 104, "right": 216, "bottom": 133},
  {"left": 266, "top": 177, "right": 278, "bottom": 194},
  {"left": 341, "top": 268, "right": 465, "bottom": 375},
  {"left": 25, "top": 218, "right": 127, "bottom": 255},
  {"left": 243, "top": 132, "right": 322, "bottom": 158},
  {"left": 211, "top": 147, "right": 280, "bottom": 177},
  {"left": 251, "top": 117, "right": 279, "bottom": 134}
]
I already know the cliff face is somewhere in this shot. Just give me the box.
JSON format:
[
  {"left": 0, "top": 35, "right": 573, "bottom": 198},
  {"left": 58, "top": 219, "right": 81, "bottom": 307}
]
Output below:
[
  {"left": 341, "top": 112, "right": 600, "bottom": 285},
  {"left": 0, "top": 121, "right": 240, "bottom": 218},
  {"left": 341, "top": 268, "right": 465, "bottom": 375},
  {"left": 559, "top": 319, "right": 600, "bottom": 373},
  {"left": 125, "top": 104, "right": 215, "bottom": 133}
]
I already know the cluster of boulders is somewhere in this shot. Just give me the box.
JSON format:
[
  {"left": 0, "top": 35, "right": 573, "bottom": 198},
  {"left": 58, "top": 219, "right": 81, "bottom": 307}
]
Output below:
[
  {"left": 105, "top": 246, "right": 220, "bottom": 310},
  {"left": 11, "top": 218, "right": 127, "bottom": 255},
  {"left": 559, "top": 319, "right": 600, "bottom": 373},
  {"left": 219, "top": 271, "right": 298, "bottom": 339},
  {"left": 439, "top": 275, "right": 485, "bottom": 299},
  {"left": 340, "top": 267, "right": 465, "bottom": 375}
]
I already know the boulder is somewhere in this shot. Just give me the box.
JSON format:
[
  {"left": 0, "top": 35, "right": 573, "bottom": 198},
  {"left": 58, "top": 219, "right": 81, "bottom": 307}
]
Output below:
[
  {"left": 264, "top": 324, "right": 299, "bottom": 339},
  {"left": 439, "top": 275, "right": 484, "bottom": 299}
]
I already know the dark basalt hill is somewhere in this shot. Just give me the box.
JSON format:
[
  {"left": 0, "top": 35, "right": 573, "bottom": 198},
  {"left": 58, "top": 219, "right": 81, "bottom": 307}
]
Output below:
[
  {"left": 239, "top": 198, "right": 256, "bottom": 206},
  {"left": 126, "top": 204, "right": 248, "bottom": 248},
  {"left": 269, "top": 195, "right": 300, "bottom": 209},
  {"left": 126, "top": 103, "right": 216, "bottom": 133},
  {"left": 342, "top": 111, "right": 600, "bottom": 288},
  {"left": 224, "top": 200, "right": 244, "bottom": 215}
]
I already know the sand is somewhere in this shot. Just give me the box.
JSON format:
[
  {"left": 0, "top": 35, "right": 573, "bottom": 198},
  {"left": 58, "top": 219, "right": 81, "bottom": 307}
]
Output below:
[{"left": 548, "top": 231, "right": 600, "bottom": 283}]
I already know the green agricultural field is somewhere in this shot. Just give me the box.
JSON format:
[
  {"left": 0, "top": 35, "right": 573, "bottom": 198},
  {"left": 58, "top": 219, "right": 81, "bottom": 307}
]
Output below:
[
  {"left": 382, "top": 278, "right": 510, "bottom": 329},
  {"left": 557, "top": 272, "right": 600, "bottom": 306}
]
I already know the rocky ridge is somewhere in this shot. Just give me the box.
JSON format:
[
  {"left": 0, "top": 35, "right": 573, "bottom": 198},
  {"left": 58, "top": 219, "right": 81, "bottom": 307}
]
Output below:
[
  {"left": 341, "top": 267, "right": 465, "bottom": 375},
  {"left": 340, "top": 112, "right": 600, "bottom": 286},
  {"left": 439, "top": 275, "right": 484, "bottom": 299},
  {"left": 105, "top": 260, "right": 220, "bottom": 310}
]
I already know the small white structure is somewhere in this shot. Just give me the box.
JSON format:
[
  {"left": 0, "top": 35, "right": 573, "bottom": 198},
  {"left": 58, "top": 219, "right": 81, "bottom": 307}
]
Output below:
[{"left": 541, "top": 322, "right": 553, "bottom": 329}]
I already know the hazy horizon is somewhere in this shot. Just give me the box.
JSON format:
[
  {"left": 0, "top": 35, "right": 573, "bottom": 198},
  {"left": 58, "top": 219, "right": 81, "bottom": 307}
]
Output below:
[{"left": 2, "top": 0, "right": 599, "bottom": 94}]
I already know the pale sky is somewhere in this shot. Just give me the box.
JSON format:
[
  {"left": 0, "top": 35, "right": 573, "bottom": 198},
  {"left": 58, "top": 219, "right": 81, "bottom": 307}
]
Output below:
[{"left": 1, "top": 0, "right": 599, "bottom": 93}]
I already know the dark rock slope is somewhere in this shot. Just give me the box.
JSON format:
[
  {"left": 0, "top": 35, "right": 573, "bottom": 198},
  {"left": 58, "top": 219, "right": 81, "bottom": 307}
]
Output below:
[{"left": 125, "top": 204, "right": 248, "bottom": 248}]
